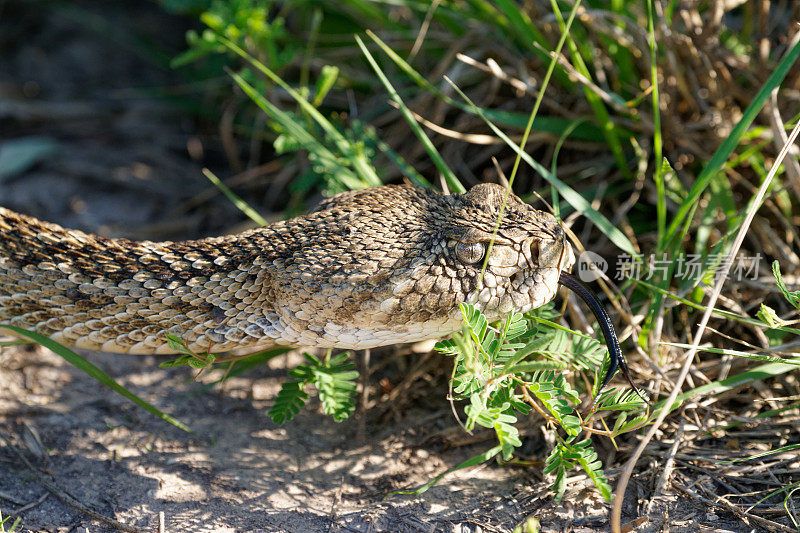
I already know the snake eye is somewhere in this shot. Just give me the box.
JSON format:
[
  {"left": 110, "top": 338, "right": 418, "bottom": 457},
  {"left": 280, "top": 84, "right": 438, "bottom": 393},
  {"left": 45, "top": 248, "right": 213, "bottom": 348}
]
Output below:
[{"left": 455, "top": 241, "right": 486, "bottom": 264}]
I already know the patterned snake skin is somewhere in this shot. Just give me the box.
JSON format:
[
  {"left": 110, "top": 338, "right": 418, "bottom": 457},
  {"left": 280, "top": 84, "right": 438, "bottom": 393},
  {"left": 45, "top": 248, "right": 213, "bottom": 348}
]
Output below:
[{"left": 0, "top": 183, "right": 575, "bottom": 355}]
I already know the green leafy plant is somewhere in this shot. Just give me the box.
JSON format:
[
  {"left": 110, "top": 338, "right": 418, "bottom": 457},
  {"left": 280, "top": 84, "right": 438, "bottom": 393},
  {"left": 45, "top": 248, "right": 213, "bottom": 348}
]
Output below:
[
  {"left": 160, "top": 333, "right": 218, "bottom": 370},
  {"left": 544, "top": 437, "right": 611, "bottom": 502},
  {"left": 158, "top": 333, "right": 291, "bottom": 388},
  {"left": 0, "top": 509, "right": 21, "bottom": 533},
  {"left": 268, "top": 352, "right": 359, "bottom": 424},
  {"left": 729, "top": 262, "right": 800, "bottom": 529},
  {"left": 172, "top": 0, "right": 298, "bottom": 72},
  {"left": 428, "top": 303, "right": 648, "bottom": 501},
  {"left": 171, "top": 1, "right": 392, "bottom": 197},
  {"left": 772, "top": 261, "right": 800, "bottom": 310}
]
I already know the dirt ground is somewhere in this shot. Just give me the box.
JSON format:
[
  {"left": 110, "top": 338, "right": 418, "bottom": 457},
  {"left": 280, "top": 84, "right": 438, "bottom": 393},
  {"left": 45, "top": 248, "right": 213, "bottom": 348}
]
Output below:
[{"left": 0, "top": 2, "right": 769, "bottom": 532}]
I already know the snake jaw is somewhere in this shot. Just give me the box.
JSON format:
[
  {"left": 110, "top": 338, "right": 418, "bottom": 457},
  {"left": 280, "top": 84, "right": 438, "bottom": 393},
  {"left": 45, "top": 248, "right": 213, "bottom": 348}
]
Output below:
[{"left": 469, "top": 236, "right": 572, "bottom": 320}]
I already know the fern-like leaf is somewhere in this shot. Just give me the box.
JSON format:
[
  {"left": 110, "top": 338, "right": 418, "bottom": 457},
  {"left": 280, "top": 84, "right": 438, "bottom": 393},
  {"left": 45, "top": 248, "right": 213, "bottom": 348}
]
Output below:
[
  {"left": 501, "top": 311, "right": 527, "bottom": 342},
  {"left": 309, "top": 353, "right": 359, "bottom": 422},
  {"left": 159, "top": 354, "right": 194, "bottom": 368},
  {"left": 160, "top": 334, "right": 218, "bottom": 368},
  {"left": 528, "top": 375, "right": 582, "bottom": 436},
  {"left": 434, "top": 338, "right": 459, "bottom": 356},
  {"left": 595, "top": 387, "right": 649, "bottom": 411},
  {"left": 464, "top": 397, "right": 522, "bottom": 459},
  {"left": 569, "top": 439, "right": 613, "bottom": 502},
  {"left": 461, "top": 303, "right": 489, "bottom": 347},
  {"left": 493, "top": 415, "right": 522, "bottom": 460},
  {"left": 501, "top": 331, "right": 558, "bottom": 373},
  {"left": 552, "top": 374, "right": 580, "bottom": 404},
  {"left": 268, "top": 380, "right": 309, "bottom": 425},
  {"left": 544, "top": 443, "right": 569, "bottom": 502},
  {"left": 272, "top": 352, "right": 359, "bottom": 423},
  {"left": 481, "top": 329, "right": 499, "bottom": 359},
  {"left": 612, "top": 410, "right": 649, "bottom": 435},
  {"left": 439, "top": 299, "right": 625, "bottom": 501}
]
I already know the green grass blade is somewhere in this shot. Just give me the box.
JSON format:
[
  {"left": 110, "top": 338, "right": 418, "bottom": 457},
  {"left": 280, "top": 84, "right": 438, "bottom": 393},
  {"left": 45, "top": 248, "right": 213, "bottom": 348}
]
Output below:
[
  {"left": 506, "top": 0, "right": 581, "bottom": 190},
  {"left": 228, "top": 70, "right": 370, "bottom": 191},
  {"left": 446, "top": 78, "right": 639, "bottom": 257},
  {"left": 634, "top": 1, "right": 667, "bottom": 346},
  {"left": 364, "top": 30, "right": 607, "bottom": 143},
  {"left": 1, "top": 325, "right": 192, "bottom": 433},
  {"left": 651, "top": 361, "right": 800, "bottom": 420},
  {"left": 643, "top": 57, "right": 800, "bottom": 336},
  {"left": 206, "top": 348, "right": 290, "bottom": 387},
  {"left": 219, "top": 36, "right": 382, "bottom": 188},
  {"left": 634, "top": 278, "right": 800, "bottom": 336},
  {"left": 549, "top": 118, "right": 590, "bottom": 218},
  {"left": 220, "top": 36, "right": 339, "bottom": 138},
  {"left": 661, "top": 342, "right": 800, "bottom": 365},
  {"left": 550, "top": 0, "right": 630, "bottom": 180},
  {"left": 0, "top": 509, "right": 21, "bottom": 533},
  {"left": 730, "top": 444, "right": 800, "bottom": 463},
  {"left": 374, "top": 138, "right": 434, "bottom": 189},
  {"left": 484, "top": 113, "right": 608, "bottom": 141},
  {"left": 228, "top": 70, "right": 336, "bottom": 161},
  {"left": 664, "top": 38, "right": 800, "bottom": 248},
  {"left": 355, "top": 34, "right": 464, "bottom": 193},
  {"left": 365, "top": 29, "right": 454, "bottom": 105},
  {"left": 647, "top": 0, "right": 666, "bottom": 249},
  {"left": 202, "top": 168, "right": 268, "bottom": 226},
  {"left": 714, "top": 401, "right": 800, "bottom": 433},
  {"left": 482, "top": 0, "right": 571, "bottom": 87},
  {"left": 474, "top": 0, "right": 580, "bottom": 283},
  {"left": 602, "top": 0, "right": 637, "bottom": 86},
  {"left": 493, "top": 0, "right": 549, "bottom": 53}
]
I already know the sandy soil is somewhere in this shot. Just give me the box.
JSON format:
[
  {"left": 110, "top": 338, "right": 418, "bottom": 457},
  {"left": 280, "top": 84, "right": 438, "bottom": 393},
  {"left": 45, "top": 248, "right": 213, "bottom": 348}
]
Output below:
[
  {"left": 0, "top": 2, "right": 757, "bottom": 531},
  {"left": 2, "top": 345, "right": 614, "bottom": 532}
]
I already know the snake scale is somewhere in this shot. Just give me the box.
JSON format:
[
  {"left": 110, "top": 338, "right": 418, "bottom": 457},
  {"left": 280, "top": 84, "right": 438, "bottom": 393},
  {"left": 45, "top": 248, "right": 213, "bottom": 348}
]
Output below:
[{"left": 0, "top": 183, "right": 638, "bottom": 391}]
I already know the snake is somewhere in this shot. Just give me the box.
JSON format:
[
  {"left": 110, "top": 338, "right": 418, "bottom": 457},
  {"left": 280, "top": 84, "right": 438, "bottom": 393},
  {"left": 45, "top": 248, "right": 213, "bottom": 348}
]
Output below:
[{"left": 0, "top": 182, "right": 639, "bottom": 393}]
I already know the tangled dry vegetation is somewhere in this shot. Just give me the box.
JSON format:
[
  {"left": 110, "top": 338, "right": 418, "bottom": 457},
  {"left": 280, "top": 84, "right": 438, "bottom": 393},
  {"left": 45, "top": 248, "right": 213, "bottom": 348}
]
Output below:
[
  {"left": 3, "top": 0, "right": 800, "bottom": 530},
  {"left": 176, "top": 0, "right": 800, "bottom": 528},
  {"left": 330, "top": 3, "right": 800, "bottom": 529}
]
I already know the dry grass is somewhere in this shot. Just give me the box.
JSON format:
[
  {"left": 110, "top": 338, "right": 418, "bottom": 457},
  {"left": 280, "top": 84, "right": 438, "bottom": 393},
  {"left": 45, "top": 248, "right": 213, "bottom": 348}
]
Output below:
[
  {"left": 104, "top": 0, "right": 800, "bottom": 527},
  {"left": 4, "top": 0, "right": 800, "bottom": 530}
]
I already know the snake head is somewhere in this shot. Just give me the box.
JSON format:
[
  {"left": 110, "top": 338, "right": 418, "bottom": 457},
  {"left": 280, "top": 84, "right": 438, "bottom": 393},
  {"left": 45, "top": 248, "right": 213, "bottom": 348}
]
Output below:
[
  {"left": 442, "top": 183, "right": 575, "bottom": 321},
  {"left": 445, "top": 185, "right": 644, "bottom": 402},
  {"left": 280, "top": 183, "right": 575, "bottom": 349}
]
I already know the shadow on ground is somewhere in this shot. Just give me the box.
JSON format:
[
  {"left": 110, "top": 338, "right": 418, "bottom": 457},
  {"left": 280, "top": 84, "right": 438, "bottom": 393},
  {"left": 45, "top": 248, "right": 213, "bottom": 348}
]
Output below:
[
  {"left": 1, "top": 346, "right": 581, "bottom": 532},
  {"left": 0, "top": 2, "right": 751, "bottom": 531}
]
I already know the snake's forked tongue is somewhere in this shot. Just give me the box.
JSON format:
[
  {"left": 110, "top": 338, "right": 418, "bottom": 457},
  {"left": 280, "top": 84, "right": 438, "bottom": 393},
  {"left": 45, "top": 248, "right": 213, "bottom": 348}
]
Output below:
[{"left": 558, "top": 272, "right": 647, "bottom": 404}]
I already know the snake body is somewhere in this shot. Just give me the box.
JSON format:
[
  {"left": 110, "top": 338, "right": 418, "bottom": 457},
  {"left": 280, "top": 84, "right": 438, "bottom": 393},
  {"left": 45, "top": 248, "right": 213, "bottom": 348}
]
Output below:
[{"left": 0, "top": 183, "right": 574, "bottom": 355}]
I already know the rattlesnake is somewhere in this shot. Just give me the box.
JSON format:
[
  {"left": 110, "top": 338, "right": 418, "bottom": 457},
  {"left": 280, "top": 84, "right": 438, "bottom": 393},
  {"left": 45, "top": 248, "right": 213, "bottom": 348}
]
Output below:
[{"left": 0, "top": 182, "right": 637, "bottom": 391}]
